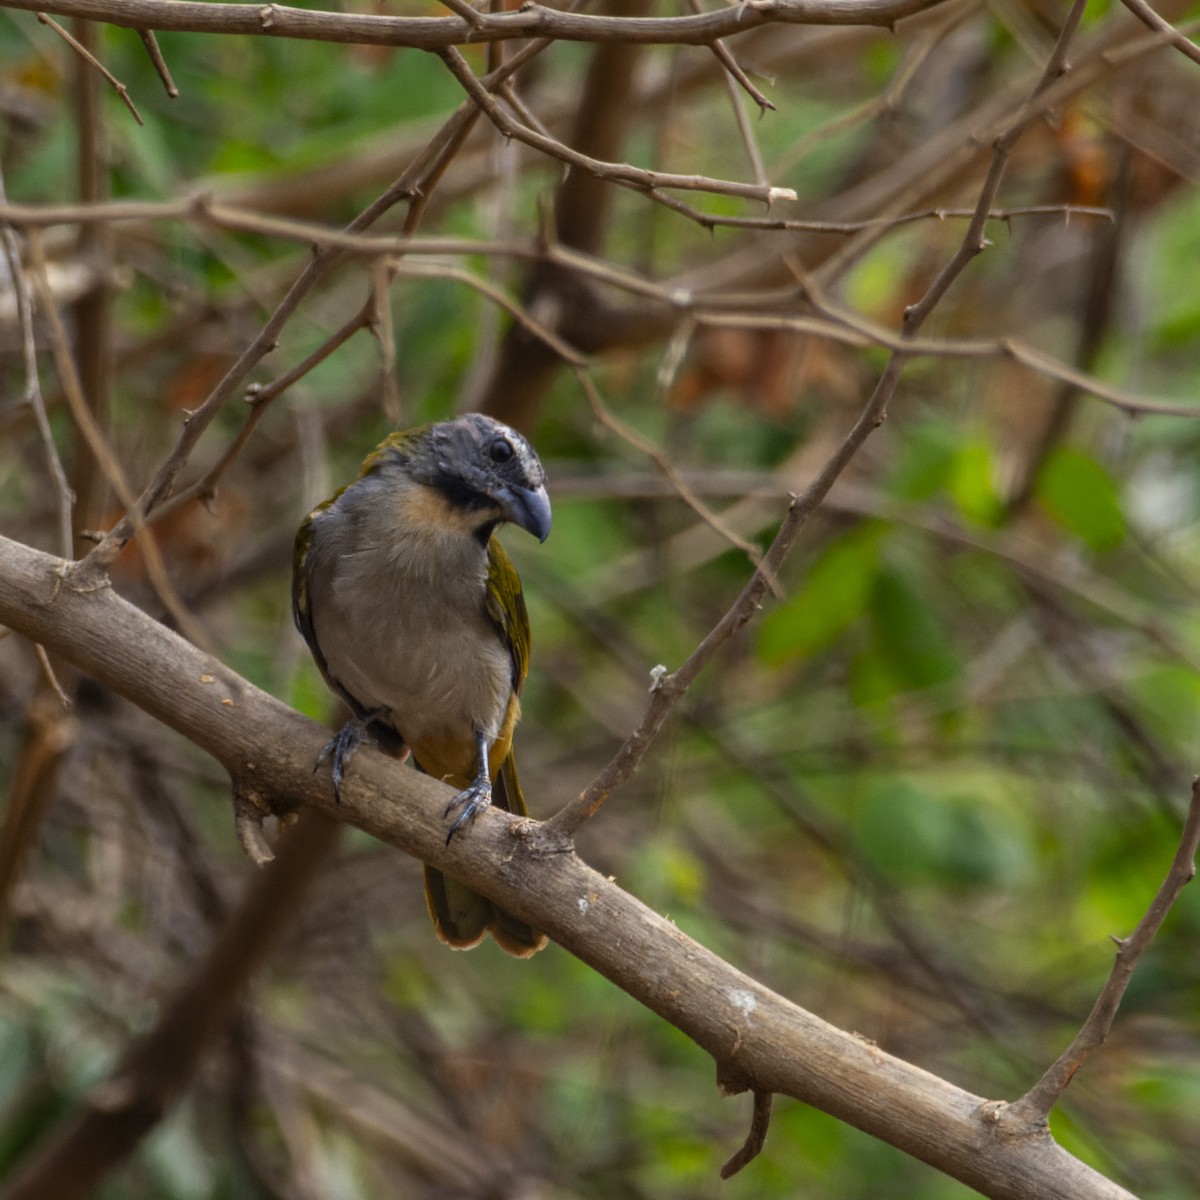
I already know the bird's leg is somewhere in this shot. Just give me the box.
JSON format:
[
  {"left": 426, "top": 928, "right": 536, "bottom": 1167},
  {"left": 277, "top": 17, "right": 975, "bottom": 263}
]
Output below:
[
  {"left": 444, "top": 729, "right": 492, "bottom": 844},
  {"left": 315, "top": 709, "right": 387, "bottom": 803}
]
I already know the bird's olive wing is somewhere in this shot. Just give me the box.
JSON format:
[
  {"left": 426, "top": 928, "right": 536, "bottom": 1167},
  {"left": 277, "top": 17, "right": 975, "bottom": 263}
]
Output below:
[{"left": 484, "top": 537, "right": 531, "bottom": 694}]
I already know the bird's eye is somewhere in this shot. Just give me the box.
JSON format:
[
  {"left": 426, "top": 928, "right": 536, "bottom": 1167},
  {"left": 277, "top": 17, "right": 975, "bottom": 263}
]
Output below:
[{"left": 489, "top": 437, "right": 514, "bottom": 463}]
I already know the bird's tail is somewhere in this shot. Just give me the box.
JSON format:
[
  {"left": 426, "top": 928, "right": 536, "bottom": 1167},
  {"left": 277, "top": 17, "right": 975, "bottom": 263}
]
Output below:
[{"left": 423, "top": 754, "right": 547, "bottom": 957}]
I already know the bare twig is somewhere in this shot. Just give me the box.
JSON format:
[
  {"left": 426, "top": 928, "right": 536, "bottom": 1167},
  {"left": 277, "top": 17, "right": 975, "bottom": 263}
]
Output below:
[
  {"left": 369, "top": 263, "right": 402, "bottom": 422},
  {"left": 1005, "top": 780, "right": 1200, "bottom": 1125},
  {"left": 1118, "top": 0, "right": 1200, "bottom": 67},
  {"left": 393, "top": 260, "right": 588, "bottom": 365},
  {"left": 715, "top": 47, "right": 770, "bottom": 187},
  {"left": 902, "top": 0, "right": 1089, "bottom": 331},
  {"left": 26, "top": 231, "right": 212, "bottom": 652},
  {"left": 669, "top": 201, "right": 1111, "bottom": 235},
  {"left": 436, "top": 45, "right": 797, "bottom": 208},
  {"left": 36, "top": 12, "right": 144, "bottom": 124},
  {"left": 33, "top": 643, "right": 72, "bottom": 707},
  {"left": 709, "top": 41, "right": 775, "bottom": 117},
  {"left": 249, "top": 299, "right": 375, "bottom": 410},
  {"left": 0, "top": 195, "right": 1113, "bottom": 238},
  {"left": 574, "top": 369, "right": 773, "bottom": 581},
  {"left": 685, "top": 0, "right": 775, "bottom": 117},
  {"left": 0, "top": 172, "right": 75, "bottom": 559},
  {"left": 136, "top": 28, "right": 179, "bottom": 96},
  {"left": 153, "top": 301, "right": 376, "bottom": 521}
]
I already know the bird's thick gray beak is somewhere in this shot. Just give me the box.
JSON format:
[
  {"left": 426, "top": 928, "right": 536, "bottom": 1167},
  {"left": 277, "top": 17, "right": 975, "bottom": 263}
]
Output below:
[{"left": 499, "top": 483, "right": 552, "bottom": 543}]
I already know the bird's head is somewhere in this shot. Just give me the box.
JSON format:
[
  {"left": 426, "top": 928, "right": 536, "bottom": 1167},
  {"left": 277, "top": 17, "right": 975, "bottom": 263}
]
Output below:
[{"left": 371, "top": 414, "right": 551, "bottom": 545}]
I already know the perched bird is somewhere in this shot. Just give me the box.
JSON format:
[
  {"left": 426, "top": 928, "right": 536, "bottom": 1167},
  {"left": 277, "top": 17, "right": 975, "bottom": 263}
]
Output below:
[{"left": 292, "top": 413, "right": 551, "bottom": 956}]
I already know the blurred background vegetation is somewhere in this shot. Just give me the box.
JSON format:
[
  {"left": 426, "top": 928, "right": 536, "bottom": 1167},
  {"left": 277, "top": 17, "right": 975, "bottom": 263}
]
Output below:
[{"left": 3, "top": 0, "right": 1200, "bottom": 1196}]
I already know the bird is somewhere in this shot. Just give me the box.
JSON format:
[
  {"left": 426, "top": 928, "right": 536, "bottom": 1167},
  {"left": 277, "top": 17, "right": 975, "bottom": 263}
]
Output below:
[{"left": 292, "top": 413, "right": 551, "bottom": 957}]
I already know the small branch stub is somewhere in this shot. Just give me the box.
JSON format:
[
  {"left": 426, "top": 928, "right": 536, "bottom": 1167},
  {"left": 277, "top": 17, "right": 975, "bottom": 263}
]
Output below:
[
  {"left": 721, "top": 1089, "right": 774, "bottom": 1178},
  {"left": 232, "top": 782, "right": 278, "bottom": 865}
]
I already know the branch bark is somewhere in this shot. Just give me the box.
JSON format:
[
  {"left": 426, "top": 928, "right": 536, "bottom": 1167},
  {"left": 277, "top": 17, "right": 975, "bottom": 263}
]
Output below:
[
  {"left": 0, "top": 532, "right": 1141, "bottom": 1200},
  {"left": 1, "top": 0, "right": 950, "bottom": 50}
]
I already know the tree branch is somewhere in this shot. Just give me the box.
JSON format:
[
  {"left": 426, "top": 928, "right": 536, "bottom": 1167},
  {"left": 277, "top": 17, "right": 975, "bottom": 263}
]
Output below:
[
  {"left": 3, "top": 0, "right": 952, "bottom": 50},
  {"left": 0, "top": 532, "right": 1144, "bottom": 1200}
]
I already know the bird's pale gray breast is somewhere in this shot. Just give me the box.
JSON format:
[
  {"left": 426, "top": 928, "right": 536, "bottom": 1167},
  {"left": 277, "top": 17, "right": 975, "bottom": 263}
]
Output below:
[{"left": 304, "top": 482, "right": 511, "bottom": 745}]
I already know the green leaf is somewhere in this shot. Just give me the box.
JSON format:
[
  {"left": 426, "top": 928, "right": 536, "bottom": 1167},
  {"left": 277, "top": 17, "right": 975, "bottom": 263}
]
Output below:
[
  {"left": 1036, "top": 448, "right": 1126, "bottom": 552},
  {"left": 868, "top": 564, "right": 961, "bottom": 694},
  {"left": 758, "top": 525, "right": 885, "bottom": 665},
  {"left": 855, "top": 780, "right": 947, "bottom": 881},
  {"left": 885, "top": 419, "right": 959, "bottom": 502},
  {"left": 855, "top": 783, "right": 1023, "bottom": 887},
  {"left": 949, "top": 440, "right": 1004, "bottom": 527}
]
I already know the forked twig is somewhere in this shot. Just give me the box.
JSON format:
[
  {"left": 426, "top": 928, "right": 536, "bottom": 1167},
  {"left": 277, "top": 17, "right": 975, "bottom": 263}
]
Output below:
[
  {"left": 903, "top": 0, "right": 1088, "bottom": 331},
  {"left": 36, "top": 12, "right": 144, "bottom": 124},
  {"left": 437, "top": 45, "right": 797, "bottom": 208},
  {"left": 153, "top": 300, "right": 377, "bottom": 521}
]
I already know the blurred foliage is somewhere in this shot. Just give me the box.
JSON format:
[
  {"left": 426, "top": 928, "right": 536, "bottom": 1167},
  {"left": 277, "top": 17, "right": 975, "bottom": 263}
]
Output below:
[{"left": 3, "top": 1, "right": 1200, "bottom": 1198}]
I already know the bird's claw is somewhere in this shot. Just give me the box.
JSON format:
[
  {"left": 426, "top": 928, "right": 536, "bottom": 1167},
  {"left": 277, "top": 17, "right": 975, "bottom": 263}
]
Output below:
[
  {"left": 316, "top": 716, "right": 379, "bottom": 803},
  {"left": 444, "top": 781, "right": 492, "bottom": 845}
]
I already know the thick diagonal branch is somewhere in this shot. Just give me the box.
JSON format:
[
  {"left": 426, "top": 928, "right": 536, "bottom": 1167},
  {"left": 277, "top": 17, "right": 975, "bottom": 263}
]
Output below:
[{"left": 0, "top": 534, "right": 1141, "bottom": 1200}]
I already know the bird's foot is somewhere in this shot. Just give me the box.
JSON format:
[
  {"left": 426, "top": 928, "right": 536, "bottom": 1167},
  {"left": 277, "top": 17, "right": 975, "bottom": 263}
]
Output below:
[
  {"left": 316, "top": 712, "right": 384, "bottom": 803},
  {"left": 444, "top": 778, "right": 492, "bottom": 845}
]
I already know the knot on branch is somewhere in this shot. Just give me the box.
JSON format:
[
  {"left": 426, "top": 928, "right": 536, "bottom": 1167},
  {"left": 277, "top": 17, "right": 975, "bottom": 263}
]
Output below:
[
  {"left": 52, "top": 560, "right": 111, "bottom": 602},
  {"left": 976, "top": 1098, "right": 1051, "bottom": 1140}
]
